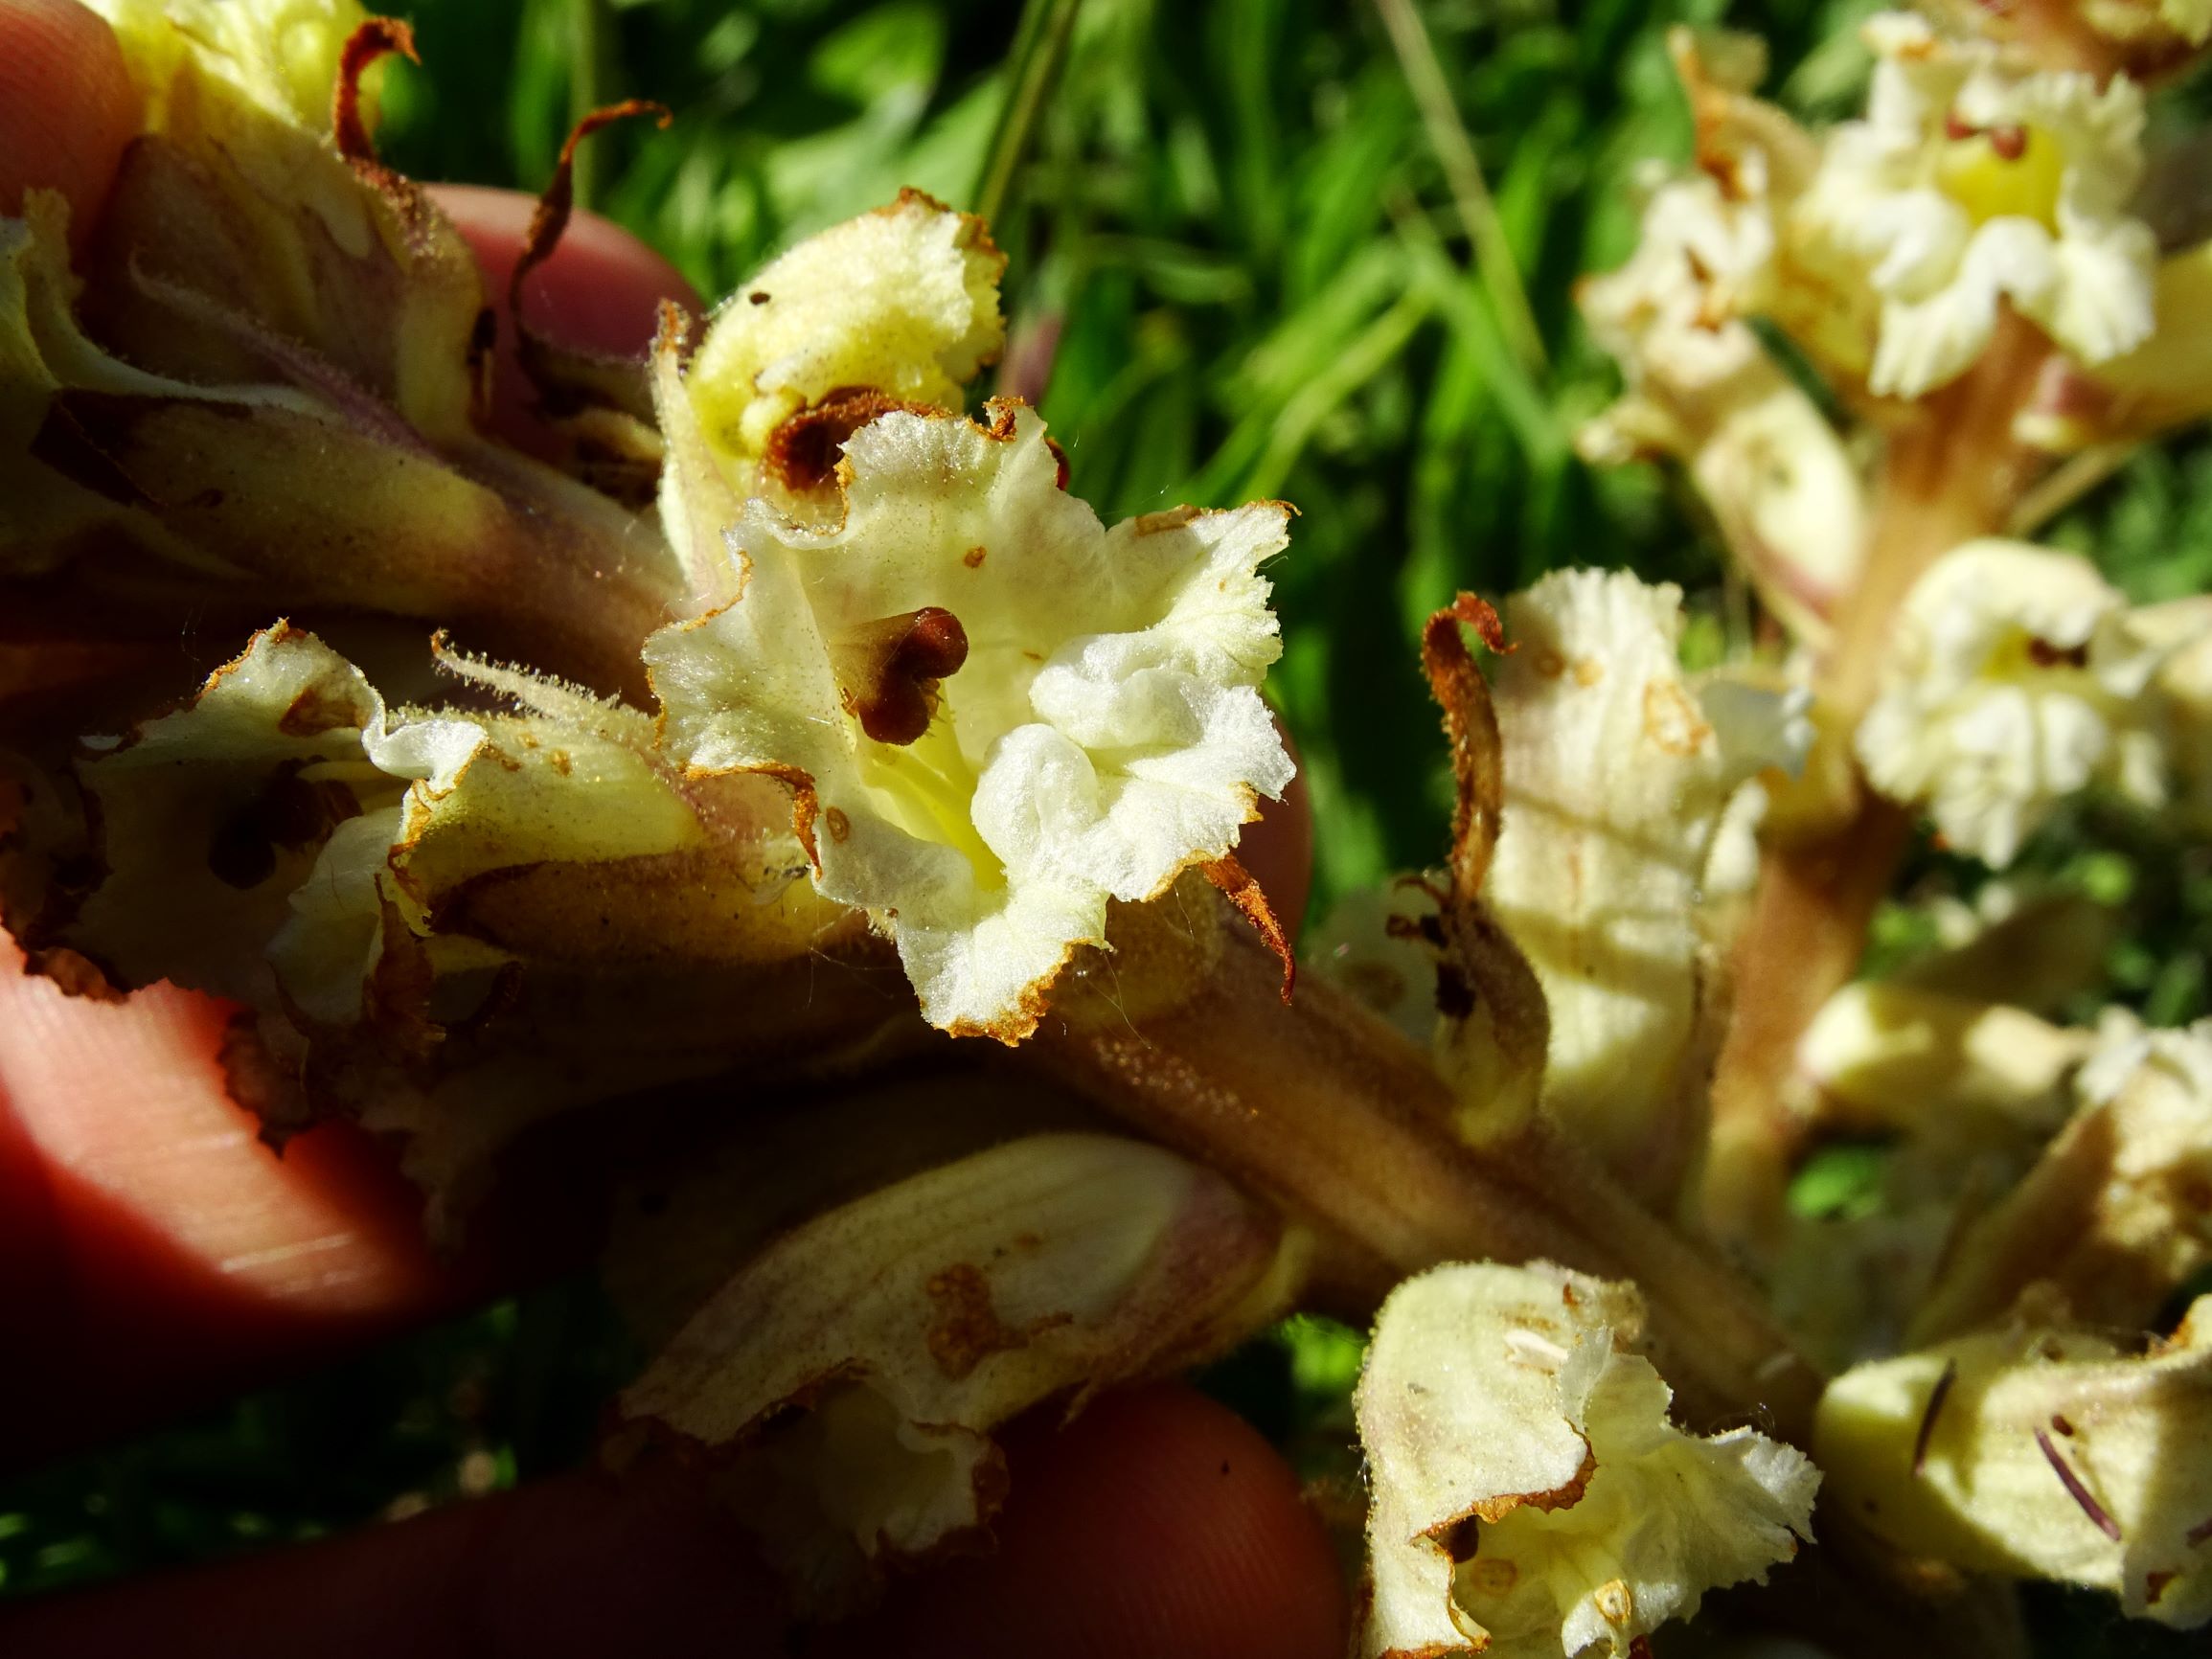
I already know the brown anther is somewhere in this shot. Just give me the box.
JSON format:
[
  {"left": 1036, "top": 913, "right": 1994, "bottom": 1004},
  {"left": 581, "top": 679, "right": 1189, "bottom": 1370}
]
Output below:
[
  {"left": 1945, "top": 109, "right": 1978, "bottom": 144},
  {"left": 2026, "top": 636, "right": 2091, "bottom": 670},
  {"left": 1989, "top": 125, "right": 2029, "bottom": 162},
  {"left": 843, "top": 607, "right": 970, "bottom": 745}
]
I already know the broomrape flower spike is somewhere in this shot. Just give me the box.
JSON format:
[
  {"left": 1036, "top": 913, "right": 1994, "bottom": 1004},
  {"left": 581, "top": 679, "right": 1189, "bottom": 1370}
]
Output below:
[
  {"left": 646, "top": 393, "right": 1295, "bottom": 1041},
  {"left": 1794, "top": 10, "right": 2159, "bottom": 398},
  {"left": 1355, "top": 1261, "right": 1817, "bottom": 1659}
]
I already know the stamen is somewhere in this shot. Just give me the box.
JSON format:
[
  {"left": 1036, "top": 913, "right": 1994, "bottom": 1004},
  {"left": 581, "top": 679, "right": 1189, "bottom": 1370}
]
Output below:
[
  {"left": 1911, "top": 1358, "right": 1957, "bottom": 1477},
  {"left": 844, "top": 608, "right": 970, "bottom": 745},
  {"left": 2034, "top": 1424, "right": 2121, "bottom": 1541}
]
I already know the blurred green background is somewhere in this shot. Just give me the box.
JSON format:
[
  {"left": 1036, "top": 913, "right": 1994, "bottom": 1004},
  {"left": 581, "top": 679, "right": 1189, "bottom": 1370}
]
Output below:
[{"left": 6, "top": 1, "right": 2208, "bottom": 1650}]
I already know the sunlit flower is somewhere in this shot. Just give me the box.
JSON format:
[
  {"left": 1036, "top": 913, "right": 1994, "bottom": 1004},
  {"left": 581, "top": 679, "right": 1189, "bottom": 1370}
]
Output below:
[
  {"left": 1856, "top": 539, "right": 2168, "bottom": 866},
  {"left": 1577, "top": 34, "right": 1870, "bottom": 640},
  {"left": 90, "top": 0, "right": 373, "bottom": 130},
  {"left": 1357, "top": 1261, "right": 1818, "bottom": 1658},
  {"left": 682, "top": 191, "right": 1006, "bottom": 484},
  {"left": 646, "top": 398, "right": 1293, "bottom": 1040},
  {"left": 1473, "top": 571, "right": 1805, "bottom": 1189},
  {"left": 1793, "top": 11, "right": 2158, "bottom": 398}
]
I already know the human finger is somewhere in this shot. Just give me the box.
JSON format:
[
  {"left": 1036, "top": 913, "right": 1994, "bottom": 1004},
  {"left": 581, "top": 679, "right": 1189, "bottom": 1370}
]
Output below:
[
  {"left": 0, "top": 0, "right": 138, "bottom": 242},
  {"left": 0, "top": 947, "right": 586, "bottom": 1468},
  {"left": 0, "top": 1384, "right": 1348, "bottom": 1659}
]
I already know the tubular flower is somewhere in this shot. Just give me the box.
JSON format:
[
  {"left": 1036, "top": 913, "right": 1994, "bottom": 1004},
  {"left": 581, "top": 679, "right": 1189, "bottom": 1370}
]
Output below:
[
  {"left": 1476, "top": 571, "right": 1805, "bottom": 1193},
  {"left": 1911, "top": 1012, "right": 2212, "bottom": 1343},
  {"left": 90, "top": 0, "right": 375, "bottom": 130},
  {"left": 1855, "top": 539, "right": 2169, "bottom": 867},
  {"left": 646, "top": 397, "right": 1294, "bottom": 1040},
  {"left": 1817, "top": 1299, "right": 2212, "bottom": 1628},
  {"left": 10, "top": 625, "right": 876, "bottom": 1220},
  {"left": 1576, "top": 32, "right": 1870, "bottom": 642},
  {"left": 614, "top": 1128, "right": 1297, "bottom": 1612},
  {"left": 680, "top": 190, "right": 1005, "bottom": 486},
  {"left": 1793, "top": 11, "right": 2158, "bottom": 398},
  {"left": 1577, "top": 170, "right": 1868, "bottom": 643},
  {"left": 1355, "top": 1261, "right": 1818, "bottom": 1659}
]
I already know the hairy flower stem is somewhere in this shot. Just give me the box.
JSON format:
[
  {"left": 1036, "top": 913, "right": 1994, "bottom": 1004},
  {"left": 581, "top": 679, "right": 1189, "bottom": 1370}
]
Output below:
[
  {"left": 1031, "top": 920, "right": 1825, "bottom": 1440},
  {"left": 1701, "top": 317, "right": 2050, "bottom": 1251}
]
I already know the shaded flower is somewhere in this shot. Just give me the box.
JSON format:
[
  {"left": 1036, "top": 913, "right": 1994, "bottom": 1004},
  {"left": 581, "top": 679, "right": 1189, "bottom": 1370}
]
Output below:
[
  {"left": 1912, "top": 1011, "right": 2212, "bottom": 1342},
  {"left": 615, "top": 1129, "right": 1295, "bottom": 1611},
  {"left": 1817, "top": 1296, "right": 2212, "bottom": 1627}
]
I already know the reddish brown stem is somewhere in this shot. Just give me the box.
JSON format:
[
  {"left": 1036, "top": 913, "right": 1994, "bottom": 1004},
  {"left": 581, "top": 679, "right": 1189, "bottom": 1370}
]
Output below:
[
  {"left": 1032, "top": 921, "right": 1824, "bottom": 1440},
  {"left": 1700, "top": 315, "right": 2048, "bottom": 1249}
]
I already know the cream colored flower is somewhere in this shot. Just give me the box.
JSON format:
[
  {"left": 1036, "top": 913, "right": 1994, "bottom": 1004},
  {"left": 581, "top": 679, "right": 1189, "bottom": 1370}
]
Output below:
[
  {"left": 1356, "top": 1261, "right": 1818, "bottom": 1659},
  {"left": 646, "top": 399, "right": 1293, "bottom": 1040},
  {"left": 57, "top": 625, "right": 722, "bottom": 1019},
  {"left": 1477, "top": 571, "right": 1803, "bottom": 1191},
  {"left": 2018, "top": 239, "right": 2212, "bottom": 452},
  {"left": 1794, "top": 11, "right": 2158, "bottom": 397},
  {"left": 1818, "top": 1298, "right": 2212, "bottom": 1627},
  {"left": 90, "top": 0, "right": 371, "bottom": 130},
  {"left": 683, "top": 192, "right": 1005, "bottom": 479},
  {"left": 1799, "top": 982, "right": 2093, "bottom": 1135},
  {"left": 1856, "top": 539, "right": 2167, "bottom": 866},
  {"left": 617, "top": 1131, "right": 1295, "bottom": 1611},
  {"left": 1577, "top": 35, "right": 1869, "bottom": 641},
  {"left": 1579, "top": 177, "right": 1869, "bottom": 644},
  {"left": 1912, "top": 1012, "right": 2212, "bottom": 1342},
  {"left": 34, "top": 625, "right": 877, "bottom": 1222}
]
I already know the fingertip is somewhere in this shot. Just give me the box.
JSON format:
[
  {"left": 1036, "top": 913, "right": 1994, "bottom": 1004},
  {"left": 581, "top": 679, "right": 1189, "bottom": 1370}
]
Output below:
[
  {"left": 847, "top": 1384, "right": 1349, "bottom": 1659},
  {"left": 0, "top": 952, "right": 482, "bottom": 1459},
  {"left": 0, "top": 1468, "right": 784, "bottom": 1659},
  {"left": 0, "top": 0, "right": 140, "bottom": 240}
]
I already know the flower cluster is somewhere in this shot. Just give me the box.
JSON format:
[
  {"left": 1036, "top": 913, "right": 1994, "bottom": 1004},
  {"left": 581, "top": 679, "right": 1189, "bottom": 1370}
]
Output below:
[{"left": 10, "top": 1, "right": 2212, "bottom": 1652}]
